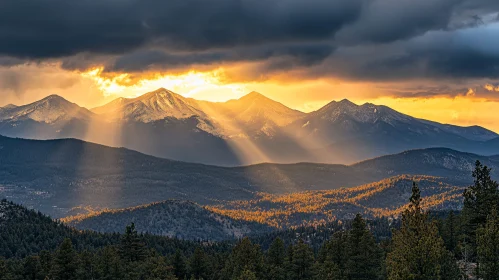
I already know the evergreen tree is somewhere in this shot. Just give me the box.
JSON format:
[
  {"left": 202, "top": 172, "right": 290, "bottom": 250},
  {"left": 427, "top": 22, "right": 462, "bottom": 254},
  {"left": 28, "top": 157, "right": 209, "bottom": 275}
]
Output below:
[
  {"left": 386, "top": 182, "right": 460, "bottom": 280},
  {"left": 189, "top": 247, "right": 208, "bottom": 280},
  {"left": 97, "top": 246, "right": 123, "bottom": 280},
  {"left": 316, "top": 231, "right": 348, "bottom": 280},
  {"left": 265, "top": 238, "right": 286, "bottom": 280},
  {"left": 77, "top": 251, "right": 95, "bottom": 280},
  {"left": 51, "top": 238, "right": 78, "bottom": 280},
  {"left": 463, "top": 161, "right": 499, "bottom": 248},
  {"left": 172, "top": 249, "right": 187, "bottom": 279},
  {"left": 442, "top": 211, "right": 459, "bottom": 254},
  {"left": 147, "top": 255, "right": 177, "bottom": 280},
  {"left": 222, "top": 237, "right": 264, "bottom": 280},
  {"left": 237, "top": 269, "right": 258, "bottom": 280},
  {"left": 477, "top": 208, "right": 499, "bottom": 280},
  {"left": 119, "top": 223, "right": 147, "bottom": 263},
  {"left": 345, "top": 214, "right": 384, "bottom": 280},
  {"left": 289, "top": 240, "right": 315, "bottom": 280},
  {"left": 267, "top": 238, "right": 285, "bottom": 267},
  {"left": 0, "top": 257, "right": 10, "bottom": 280},
  {"left": 23, "top": 256, "right": 43, "bottom": 280},
  {"left": 39, "top": 250, "right": 52, "bottom": 277},
  {"left": 284, "top": 243, "right": 294, "bottom": 279}
]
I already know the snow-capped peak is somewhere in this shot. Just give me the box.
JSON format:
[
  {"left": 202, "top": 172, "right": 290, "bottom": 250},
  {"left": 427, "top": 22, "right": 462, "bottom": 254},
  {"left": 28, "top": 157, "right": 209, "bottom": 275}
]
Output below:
[
  {"left": 314, "top": 99, "right": 412, "bottom": 124},
  {"left": 0, "top": 95, "right": 94, "bottom": 123},
  {"left": 95, "top": 88, "right": 207, "bottom": 122}
]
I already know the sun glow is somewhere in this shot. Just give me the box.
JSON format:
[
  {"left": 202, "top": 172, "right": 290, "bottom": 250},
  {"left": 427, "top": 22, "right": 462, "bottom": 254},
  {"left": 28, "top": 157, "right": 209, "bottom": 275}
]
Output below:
[{"left": 81, "top": 67, "right": 249, "bottom": 102}]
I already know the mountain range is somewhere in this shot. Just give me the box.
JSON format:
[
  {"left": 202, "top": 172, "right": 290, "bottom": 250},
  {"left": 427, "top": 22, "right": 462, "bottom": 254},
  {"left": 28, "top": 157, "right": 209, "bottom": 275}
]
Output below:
[
  {"left": 0, "top": 135, "right": 497, "bottom": 219},
  {"left": 1, "top": 88, "right": 498, "bottom": 165}
]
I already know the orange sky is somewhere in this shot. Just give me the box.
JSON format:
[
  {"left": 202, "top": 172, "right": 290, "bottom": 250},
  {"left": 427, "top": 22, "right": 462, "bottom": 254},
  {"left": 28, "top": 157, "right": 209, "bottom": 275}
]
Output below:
[{"left": 1, "top": 63, "right": 499, "bottom": 133}]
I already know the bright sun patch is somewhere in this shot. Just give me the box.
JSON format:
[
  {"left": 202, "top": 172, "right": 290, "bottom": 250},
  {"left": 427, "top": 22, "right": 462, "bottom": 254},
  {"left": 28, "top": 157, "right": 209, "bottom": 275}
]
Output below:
[{"left": 81, "top": 67, "right": 249, "bottom": 101}]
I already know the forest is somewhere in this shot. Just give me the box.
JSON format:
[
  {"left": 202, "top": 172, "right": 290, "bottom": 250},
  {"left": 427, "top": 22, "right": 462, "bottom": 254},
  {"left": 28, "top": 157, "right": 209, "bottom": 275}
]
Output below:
[{"left": 1, "top": 160, "right": 499, "bottom": 279}]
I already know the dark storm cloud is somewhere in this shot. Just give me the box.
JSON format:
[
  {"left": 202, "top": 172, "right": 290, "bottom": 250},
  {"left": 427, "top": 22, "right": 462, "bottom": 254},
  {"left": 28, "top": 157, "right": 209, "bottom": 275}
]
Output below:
[
  {"left": 0, "top": 0, "right": 498, "bottom": 84},
  {"left": 298, "top": 22, "right": 499, "bottom": 82},
  {"left": 381, "top": 83, "right": 499, "bottom": 100},
  {"left": 0, "top": 0, "right": 361, "bottom": 59},
  {"left": 108, "top": 44, "right": 334, "bottom": 72},
  {"left": 335, "top": 0, "right": 460, "bottom": 45}
]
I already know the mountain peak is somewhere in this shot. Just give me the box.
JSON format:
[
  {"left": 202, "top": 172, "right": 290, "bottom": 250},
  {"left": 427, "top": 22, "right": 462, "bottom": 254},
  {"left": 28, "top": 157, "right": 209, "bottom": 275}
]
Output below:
[
  {"left": 136, "top": 88, "right": 185, "bottom": 103},
  {"left": 239, "top": 91, "right": 269, "bottom": 102},
  {"left": 95, "top": 88, "right": 205, "bottom": 122},
  {"left": 40, "top": 94, "right": 69, "bottom": 103},
  {"left": 337, "top": 99, "right": 356, "bottom": 106},
  {"left": 1, "top": 104, "right": 18, "bottom": 110},
  {"left": 313, "top": 98, "right": 411, "bottom": 124},
  {"left": 0, "top": 94, "right": 93, "bottom": 123}
]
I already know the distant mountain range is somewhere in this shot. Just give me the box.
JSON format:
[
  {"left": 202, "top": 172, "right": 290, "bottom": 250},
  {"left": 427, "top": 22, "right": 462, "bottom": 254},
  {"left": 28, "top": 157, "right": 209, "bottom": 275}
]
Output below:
[
  {"left": 0, "top": 135, "right": 497, "bottom": 218},
  {"left": 1, "top": 88, "right": 498, "bottom": 165}
]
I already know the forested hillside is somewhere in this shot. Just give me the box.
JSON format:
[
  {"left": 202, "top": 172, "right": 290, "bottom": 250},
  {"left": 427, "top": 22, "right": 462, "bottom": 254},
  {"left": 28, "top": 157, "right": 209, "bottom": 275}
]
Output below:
[
  {"left": 1, "top": 135, "right": 496, "bottom": 218},
  {"left": 208, "top": 175, "right": 464, "bottom": 228},
  {"left": 2, "top": 160, "right": 499, "bottom": 279},
  {"left": 66, "top": 200, "right": 272, "bottom": 241}
]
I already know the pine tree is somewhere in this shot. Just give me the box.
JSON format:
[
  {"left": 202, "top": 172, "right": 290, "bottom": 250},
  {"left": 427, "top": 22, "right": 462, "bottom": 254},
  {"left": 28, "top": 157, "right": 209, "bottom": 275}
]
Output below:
[
  {"left": 23, "top": 256, "right": 43, "bottom": 280},
  {"left": 345, "top": 214, "right": 383, "bottom": 280},
  {"left": 148, "top": 255, "right": 177, "bottom": 280},
  {"left": 97, "top": 246, "right": 123, "bottom": 280},
  {"left": 119, "top": 223, "right": 147, "bottom": 263},
  {"left": 265, "top": 238, "right": 286, "bottom": 280},
  {"left": 237, "top": 269, "right": 258, "bottom": 280},
  {"left": 442, "top": 211, "right": 459, "bottom": 254},
  {"left": 0, "top": 257, "right": 10, "bottom": 280},
  {"left": 221, "top": 237, "right": 264, "bottom": 280},
  {"left": 189, "top": 247, "right": 208, "bottom": 280},
  {"left": 267, "top": 238, "right": 285, "bottom": 267},
  {"left": 477, "top": 208, "right": 499, "bottom": 280},
  {"left": 386, "top": 182, "right": 460, "bottom": 280},
  {"left": 316, "top": 231, "right": 348, "bottom": 280},
  {"left": 289, "top": 240, "right": 315, "bottom": 280},
  {"left": 39, "top": 250, "right": 52, "bottom": 277},
  {"left": 76, "top": 251, "right": 95, "bottom": 280},
  {"left": 172, "top": 249, "right": 187, "bottom": 279},
  {"left": 51, "top": 238, "right": 78, "bottom": 280},
  {"left": 463, "top": 161, "right": 499, "bottom": 249}
]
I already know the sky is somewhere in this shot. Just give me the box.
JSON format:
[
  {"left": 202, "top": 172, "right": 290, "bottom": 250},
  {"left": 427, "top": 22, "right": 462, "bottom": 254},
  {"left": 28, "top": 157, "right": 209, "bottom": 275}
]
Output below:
[{"left": 1, "top": 0, "right": 499, "bottom": 131}]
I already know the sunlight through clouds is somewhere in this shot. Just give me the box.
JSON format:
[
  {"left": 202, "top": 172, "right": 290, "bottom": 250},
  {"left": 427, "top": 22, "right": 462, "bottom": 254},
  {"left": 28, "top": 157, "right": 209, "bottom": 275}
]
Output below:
[{"left": 81, "top": 67, "right": 250, "bottom": 102}]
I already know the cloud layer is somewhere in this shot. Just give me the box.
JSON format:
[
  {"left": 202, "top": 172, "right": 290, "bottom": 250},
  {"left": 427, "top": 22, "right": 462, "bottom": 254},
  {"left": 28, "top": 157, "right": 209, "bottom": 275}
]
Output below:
[{"left": 0, "top": 0, "right": 498, "bottom": 95}]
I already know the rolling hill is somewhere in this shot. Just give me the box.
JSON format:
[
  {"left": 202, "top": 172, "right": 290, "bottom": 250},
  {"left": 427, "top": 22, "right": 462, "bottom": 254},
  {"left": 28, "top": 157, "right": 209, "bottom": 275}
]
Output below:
[
  {"left": 66, "top": 200, "right": 272, "bottom": 241},
  {"left": 0, "top": 135, "right": 497, "bottom": 218},
  {"left": 207, "top": 175, "right": 464, "bottom": 228},
  {"left": 65, "top": 175, "right": 466, "bottom": 231}
]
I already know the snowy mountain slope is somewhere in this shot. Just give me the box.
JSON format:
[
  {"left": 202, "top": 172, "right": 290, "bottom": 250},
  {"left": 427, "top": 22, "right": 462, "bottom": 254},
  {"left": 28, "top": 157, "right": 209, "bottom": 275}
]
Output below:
[
  {"left": 1, "top": 89, "right": 499, "bottom": 165},
  {"left": 92, "top": 88, "right": 208, "bottom": 122},
  {"left": 221, "top": 92, "right": 305, "bottom": 127},
  {"left": 93, "top": 90, "right": 305, "bottom": 138},
  {"left": 284, "top": 99, "right": 499, "bottom": 162},
  {"left": 0, "top": 95, "right": 94, "bottom": 124},
  {"left": 214, "top": 92, "right": 305, "bottom": 137}
]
